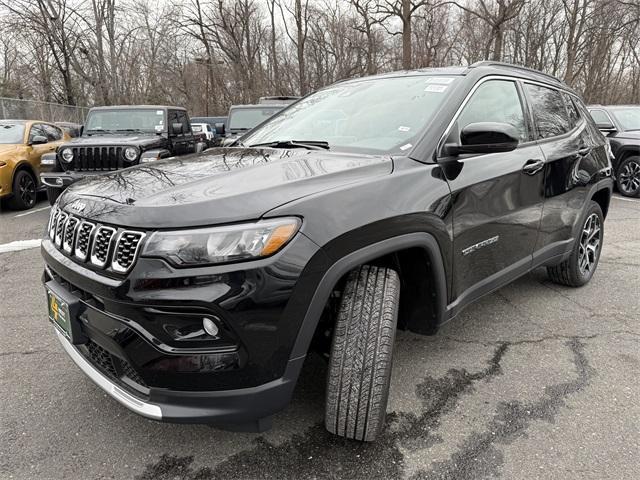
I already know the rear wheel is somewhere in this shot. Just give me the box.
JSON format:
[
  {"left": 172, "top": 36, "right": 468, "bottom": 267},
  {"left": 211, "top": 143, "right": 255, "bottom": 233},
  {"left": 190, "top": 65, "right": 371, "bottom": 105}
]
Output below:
[
  {"left": 325, "top": 265, "right": 400, "bottom": 442},
  {"left": 547, "top": 201, "right": 604, "bottom": 287},
  {"left": 617, "top": 156, "right": 640, "bottom": 198},
  {"left": 46, "top": 186, "right": 62, "bottom": 206},
  {"left": 8, "top": 169, "right": 37, "bottom": 210}
]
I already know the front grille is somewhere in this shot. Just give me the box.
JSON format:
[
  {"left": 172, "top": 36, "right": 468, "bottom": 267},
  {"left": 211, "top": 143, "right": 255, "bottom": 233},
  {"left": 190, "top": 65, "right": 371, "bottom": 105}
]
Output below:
[
  {"left": 65, "top": 146, "right": 127, "bottom": 171},
  {"left": 121, "top": 361, "right": 148, "bottom": 388},
  {"left": 47, "top": 206, "right": 144, "bottom": 274}
]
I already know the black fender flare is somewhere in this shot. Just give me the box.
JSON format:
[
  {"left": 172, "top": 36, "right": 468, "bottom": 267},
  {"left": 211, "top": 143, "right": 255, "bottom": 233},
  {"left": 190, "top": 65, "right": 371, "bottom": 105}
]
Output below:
[{"left": 287, "top": 231, "right": 447, "bottom": 362}]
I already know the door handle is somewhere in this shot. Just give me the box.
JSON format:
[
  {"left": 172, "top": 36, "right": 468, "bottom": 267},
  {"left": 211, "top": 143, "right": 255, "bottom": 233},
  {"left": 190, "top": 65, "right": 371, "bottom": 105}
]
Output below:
[{"left": 522, "top": 159, "right": 545, "bottom": 175}]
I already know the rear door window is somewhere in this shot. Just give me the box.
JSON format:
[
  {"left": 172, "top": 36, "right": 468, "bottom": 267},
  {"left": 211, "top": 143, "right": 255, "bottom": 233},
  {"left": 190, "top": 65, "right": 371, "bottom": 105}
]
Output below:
[{"left": 524, "top": 84, "right": 571, "bottom": 139}]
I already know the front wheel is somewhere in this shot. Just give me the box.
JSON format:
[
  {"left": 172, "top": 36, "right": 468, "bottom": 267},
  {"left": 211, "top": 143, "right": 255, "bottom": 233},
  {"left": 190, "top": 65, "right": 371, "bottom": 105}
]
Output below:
[
  {"left": 325, "top": 265, "right": 400, "bottom": 442},
  {"left": 8, "top": 170, "right": 37, "bottom": 210},
  {"left": 547, "top": 201, "right": 604, "bottom": 287},
  {"left": 617, "top": 156, "right": 640, "bottom": 198}
]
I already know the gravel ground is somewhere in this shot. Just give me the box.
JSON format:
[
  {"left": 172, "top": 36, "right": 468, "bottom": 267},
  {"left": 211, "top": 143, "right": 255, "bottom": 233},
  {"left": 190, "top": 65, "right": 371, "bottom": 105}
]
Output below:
[{"left": 0, "top": 194, "right": 638, "bottom": 480}]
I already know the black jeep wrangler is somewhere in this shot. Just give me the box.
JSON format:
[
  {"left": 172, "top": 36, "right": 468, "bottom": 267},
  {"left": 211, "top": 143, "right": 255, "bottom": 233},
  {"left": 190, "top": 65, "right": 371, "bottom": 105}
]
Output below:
[
  {"left": 41, "top": 105, "right": 198, "bottom": 205},
  {"left": 41, "top": 62, "right": 613, "bottom": 442}
]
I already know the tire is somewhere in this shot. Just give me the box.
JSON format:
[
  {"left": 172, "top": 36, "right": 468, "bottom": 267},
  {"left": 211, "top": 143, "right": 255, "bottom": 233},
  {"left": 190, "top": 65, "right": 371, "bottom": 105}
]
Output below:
[
  {"left": 616, "top": 156, "right": 640, "bottom": 198},
  {"left": 547, "top": 201, "right": 604, "bottom": 287},
  {"left": 8, "top": 169, "right": 37, "bottom": 210},
  {"left": 325, "top": 265, "right": 400, "bottom": 442},
  {"left": 46, "top": 186, "right": 62, "bottom": 206}
]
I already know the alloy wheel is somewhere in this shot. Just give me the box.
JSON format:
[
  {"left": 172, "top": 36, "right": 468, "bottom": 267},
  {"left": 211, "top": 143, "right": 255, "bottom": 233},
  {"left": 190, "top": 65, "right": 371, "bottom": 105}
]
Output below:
[
  {"left": 578, "top": 213, "right": 601, "bottom": 276},
  {"left": 619, "top": 160, "right": 640, "bottom": 195},
  {"left": 19, "top": 173, "right": 36, "bottom": 208}
]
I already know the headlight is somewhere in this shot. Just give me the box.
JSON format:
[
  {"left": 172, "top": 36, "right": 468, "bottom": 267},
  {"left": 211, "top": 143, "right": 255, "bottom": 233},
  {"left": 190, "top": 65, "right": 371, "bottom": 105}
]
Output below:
[
  {"left": 142, "top": 217, "right": 301, "bottom": 266},
  {"left": 61, "top": 148, "right": 73, "bottom": 162},
  {"left": 124, "top": 147, "right": 138, "bottom": 161}
]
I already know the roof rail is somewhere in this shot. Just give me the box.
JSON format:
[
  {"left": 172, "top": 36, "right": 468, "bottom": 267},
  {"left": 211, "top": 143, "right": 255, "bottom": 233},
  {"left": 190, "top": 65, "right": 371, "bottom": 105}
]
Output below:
[{"left": 468, "top": 61, "right": 563, "bottom": 84}]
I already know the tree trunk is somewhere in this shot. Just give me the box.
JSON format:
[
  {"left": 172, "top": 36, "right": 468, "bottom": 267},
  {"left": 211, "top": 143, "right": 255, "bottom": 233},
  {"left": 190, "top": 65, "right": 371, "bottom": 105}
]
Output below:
[{"left": 402, "top": 0, "right": 412, "bottom": 69}]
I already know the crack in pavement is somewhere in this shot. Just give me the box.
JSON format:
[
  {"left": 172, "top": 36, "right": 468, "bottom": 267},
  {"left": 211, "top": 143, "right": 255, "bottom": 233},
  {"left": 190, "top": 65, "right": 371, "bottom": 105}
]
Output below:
[
  {"left": 0, "top": 349, "right": 55, "bottom": 357},
  {"left": 411, "top": 338, "right": 594, "bottom": 480},
  {"left": 135, "top": 335, "right": 598, "bottom": 480}
]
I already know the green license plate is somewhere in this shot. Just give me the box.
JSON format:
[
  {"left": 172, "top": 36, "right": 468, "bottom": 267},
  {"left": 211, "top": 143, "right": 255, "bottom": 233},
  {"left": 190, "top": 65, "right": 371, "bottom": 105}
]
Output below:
[{"left": 48, "top": 289, "right": 71, "bottom": 338}]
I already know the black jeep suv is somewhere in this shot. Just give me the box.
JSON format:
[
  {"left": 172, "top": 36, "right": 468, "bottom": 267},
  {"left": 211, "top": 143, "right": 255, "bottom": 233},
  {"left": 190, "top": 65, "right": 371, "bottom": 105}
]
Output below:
[
  {"left": 41, "top": 62, "right": 613, "bottom": 442},
  {"left": 588, "top": 105, "right": 640, "bottom": 197},
  {"left": 41, "top": 105, "right": 198, "bottom": 205}
]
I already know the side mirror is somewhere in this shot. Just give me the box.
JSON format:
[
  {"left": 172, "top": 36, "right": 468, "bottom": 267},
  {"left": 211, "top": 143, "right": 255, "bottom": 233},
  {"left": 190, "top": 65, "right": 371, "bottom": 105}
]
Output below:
[
  {"left": 214, "top": 122, "right": 225, "bottom": 135},
  {"left": 30, "top": 135, "right": 48, "bottom": 145},
  {"left": 171, "top": 122, "right": 184, "bottom": 135},
  {"left": 444, "top": 122, "right": 520, "bottom": 156},
  {"left": 595, "top": 122, "right": 616, "bottom": 133},
  {"left": 79, "top": 125, "right": 84, "bottom": 136}
]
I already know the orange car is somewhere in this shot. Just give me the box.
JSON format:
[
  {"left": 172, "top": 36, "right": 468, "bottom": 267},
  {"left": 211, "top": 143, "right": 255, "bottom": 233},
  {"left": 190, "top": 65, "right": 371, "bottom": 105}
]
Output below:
[{"left": 0, "top": 120, "right": 70, "bottom": 210}]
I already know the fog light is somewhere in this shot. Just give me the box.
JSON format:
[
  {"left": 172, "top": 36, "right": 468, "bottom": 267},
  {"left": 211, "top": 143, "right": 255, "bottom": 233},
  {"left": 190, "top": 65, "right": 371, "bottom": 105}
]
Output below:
[
  {"left": 202, "top": 317, "right": 219, "bottom": 337},
  {"left": 55, "top": 178, "right": 63, "bottom": 186}
]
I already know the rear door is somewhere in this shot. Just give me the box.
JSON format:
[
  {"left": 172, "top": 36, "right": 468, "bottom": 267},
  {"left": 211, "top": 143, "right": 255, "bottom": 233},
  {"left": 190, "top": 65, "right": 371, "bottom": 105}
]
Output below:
[
  {"left": 523, "top": 83, "right": 608, "bottom": 264},
  {"left": 440, "top": 78, "right": 546, "bottom": 305}
]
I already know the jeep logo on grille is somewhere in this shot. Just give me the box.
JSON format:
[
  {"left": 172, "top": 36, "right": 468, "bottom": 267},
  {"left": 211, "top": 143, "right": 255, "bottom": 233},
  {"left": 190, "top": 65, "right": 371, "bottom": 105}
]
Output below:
[{"left": 68, "top": 200, "right": 86, "bottom": 213}]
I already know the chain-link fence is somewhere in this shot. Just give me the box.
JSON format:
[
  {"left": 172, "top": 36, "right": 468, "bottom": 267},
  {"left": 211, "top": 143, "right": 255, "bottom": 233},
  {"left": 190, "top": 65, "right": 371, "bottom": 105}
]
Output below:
[{"left": 0, "top": 97, "right": 89, "bottom": 124}]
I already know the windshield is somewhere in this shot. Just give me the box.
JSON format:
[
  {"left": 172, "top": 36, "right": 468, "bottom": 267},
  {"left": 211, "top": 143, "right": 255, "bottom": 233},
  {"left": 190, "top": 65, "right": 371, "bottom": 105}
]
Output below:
[
  {"left": 84, "top": 109, "right": 165, "bottom": 134},
  {"left": 0, "top": 123, "right": 25, "bottom": 144},
  {"left": 610, "top": 107, "right": 640, "bottom": 131},
  {"left": 243, "top": 75, "right": 459, "bottom": 155},
  {"left": 228, "top": 107, "right": 283, "bottom": 130},
  {"left": 192, "top": 124, "right": 203, "bottom": 132}
]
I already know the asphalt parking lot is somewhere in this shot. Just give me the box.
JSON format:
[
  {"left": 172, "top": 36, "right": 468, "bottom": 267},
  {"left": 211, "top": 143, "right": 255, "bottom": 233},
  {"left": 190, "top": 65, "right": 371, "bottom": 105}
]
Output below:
[{"left": 1, "top": 194, "right": 638, "bottom": 480}]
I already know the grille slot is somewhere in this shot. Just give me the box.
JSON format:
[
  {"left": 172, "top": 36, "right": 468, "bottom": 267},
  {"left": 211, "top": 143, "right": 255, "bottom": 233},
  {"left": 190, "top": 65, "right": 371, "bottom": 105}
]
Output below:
[
  {"left": 90, "top": 226, "right": 116, "bottom": 268},
  {"left": 48, "top": 207, "right": 60, "bottom": 239},
  {"left": 112, "top": 231, "right": 145, "bottom": 273},
  {"left": 54, "top": 212, "right": 68, "bottom": 247},
  {"left": 74, "top": 221, "right": 96, "bottom": 260},
  {"left": 62, "top": 216, "right": 79, "bottom": 253}
]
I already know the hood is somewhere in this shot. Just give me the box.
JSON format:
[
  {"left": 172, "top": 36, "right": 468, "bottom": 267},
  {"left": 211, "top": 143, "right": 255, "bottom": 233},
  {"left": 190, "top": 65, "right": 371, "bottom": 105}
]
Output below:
[
  {"left": 63, "top": 134, "right": 164, "bottom": 148},
  {"left": 59, "top": 147, "right": 393, "bottom": 228},
  {"left": 613, "top": 130, "right": 640, "bottom": 141}
]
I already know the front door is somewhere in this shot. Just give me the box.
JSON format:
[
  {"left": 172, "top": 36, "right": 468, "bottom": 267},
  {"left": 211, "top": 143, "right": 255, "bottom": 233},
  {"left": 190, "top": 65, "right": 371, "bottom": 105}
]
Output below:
[{"left": 439, "top": 78, "right": 546, "bottom": 307}]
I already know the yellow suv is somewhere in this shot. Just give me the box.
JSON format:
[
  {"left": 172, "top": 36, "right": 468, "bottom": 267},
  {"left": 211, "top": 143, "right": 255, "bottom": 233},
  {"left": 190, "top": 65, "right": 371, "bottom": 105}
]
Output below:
[{"left": 0, "top": 120, "right": 70, "bottom": 210}]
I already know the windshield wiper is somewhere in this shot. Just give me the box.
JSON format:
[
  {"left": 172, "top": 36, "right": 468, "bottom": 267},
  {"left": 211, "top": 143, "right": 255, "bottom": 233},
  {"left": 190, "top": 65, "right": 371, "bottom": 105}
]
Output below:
[{"left": 249, "top": 140, "right": 330, "bottom": 150}]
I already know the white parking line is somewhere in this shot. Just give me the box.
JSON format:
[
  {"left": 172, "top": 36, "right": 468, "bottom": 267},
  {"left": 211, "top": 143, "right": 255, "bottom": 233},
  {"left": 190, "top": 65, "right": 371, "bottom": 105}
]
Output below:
[
  {"left": 612, "top": 195, "right": 639, "bottom": 203},
  {"left": 14, "top": 206, "right": 50, "bottom": 218},
  {"left": 0, "top": 239, "right": 42, "bottom": 254}
]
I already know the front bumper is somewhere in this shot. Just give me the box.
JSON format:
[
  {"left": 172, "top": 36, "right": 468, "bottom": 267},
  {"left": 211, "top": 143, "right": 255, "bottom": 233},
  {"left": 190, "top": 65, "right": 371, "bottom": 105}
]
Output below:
[
  {"left": 54, "top": 328, "right": 303, "bottom": 430},
  {"left": 40, "top": 170, "right": 104, "bottom": 190},
  {"left": 41, "top": 227, "right": 324, "bottom": 428}
]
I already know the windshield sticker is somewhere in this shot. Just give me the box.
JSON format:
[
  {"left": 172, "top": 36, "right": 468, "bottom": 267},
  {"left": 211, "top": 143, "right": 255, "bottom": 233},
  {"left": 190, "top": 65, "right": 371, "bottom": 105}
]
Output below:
[
  {"left": 425, "top": 84, "right": 448, "bottom": 93},
  {"left": 398, "top": 126, "right": 411, "bottom": 132},
  {"left": 155, "top": 125, "right": 163, "bottom": 133},
  {"left": 156, "top": 110, "right": 163, "bottom": 115},
  {"left": 399, "top": 143, "right": 412, "bottom": 151},
  {"left": 425, "top": 77, "right": 455, "bottom": 85}
]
